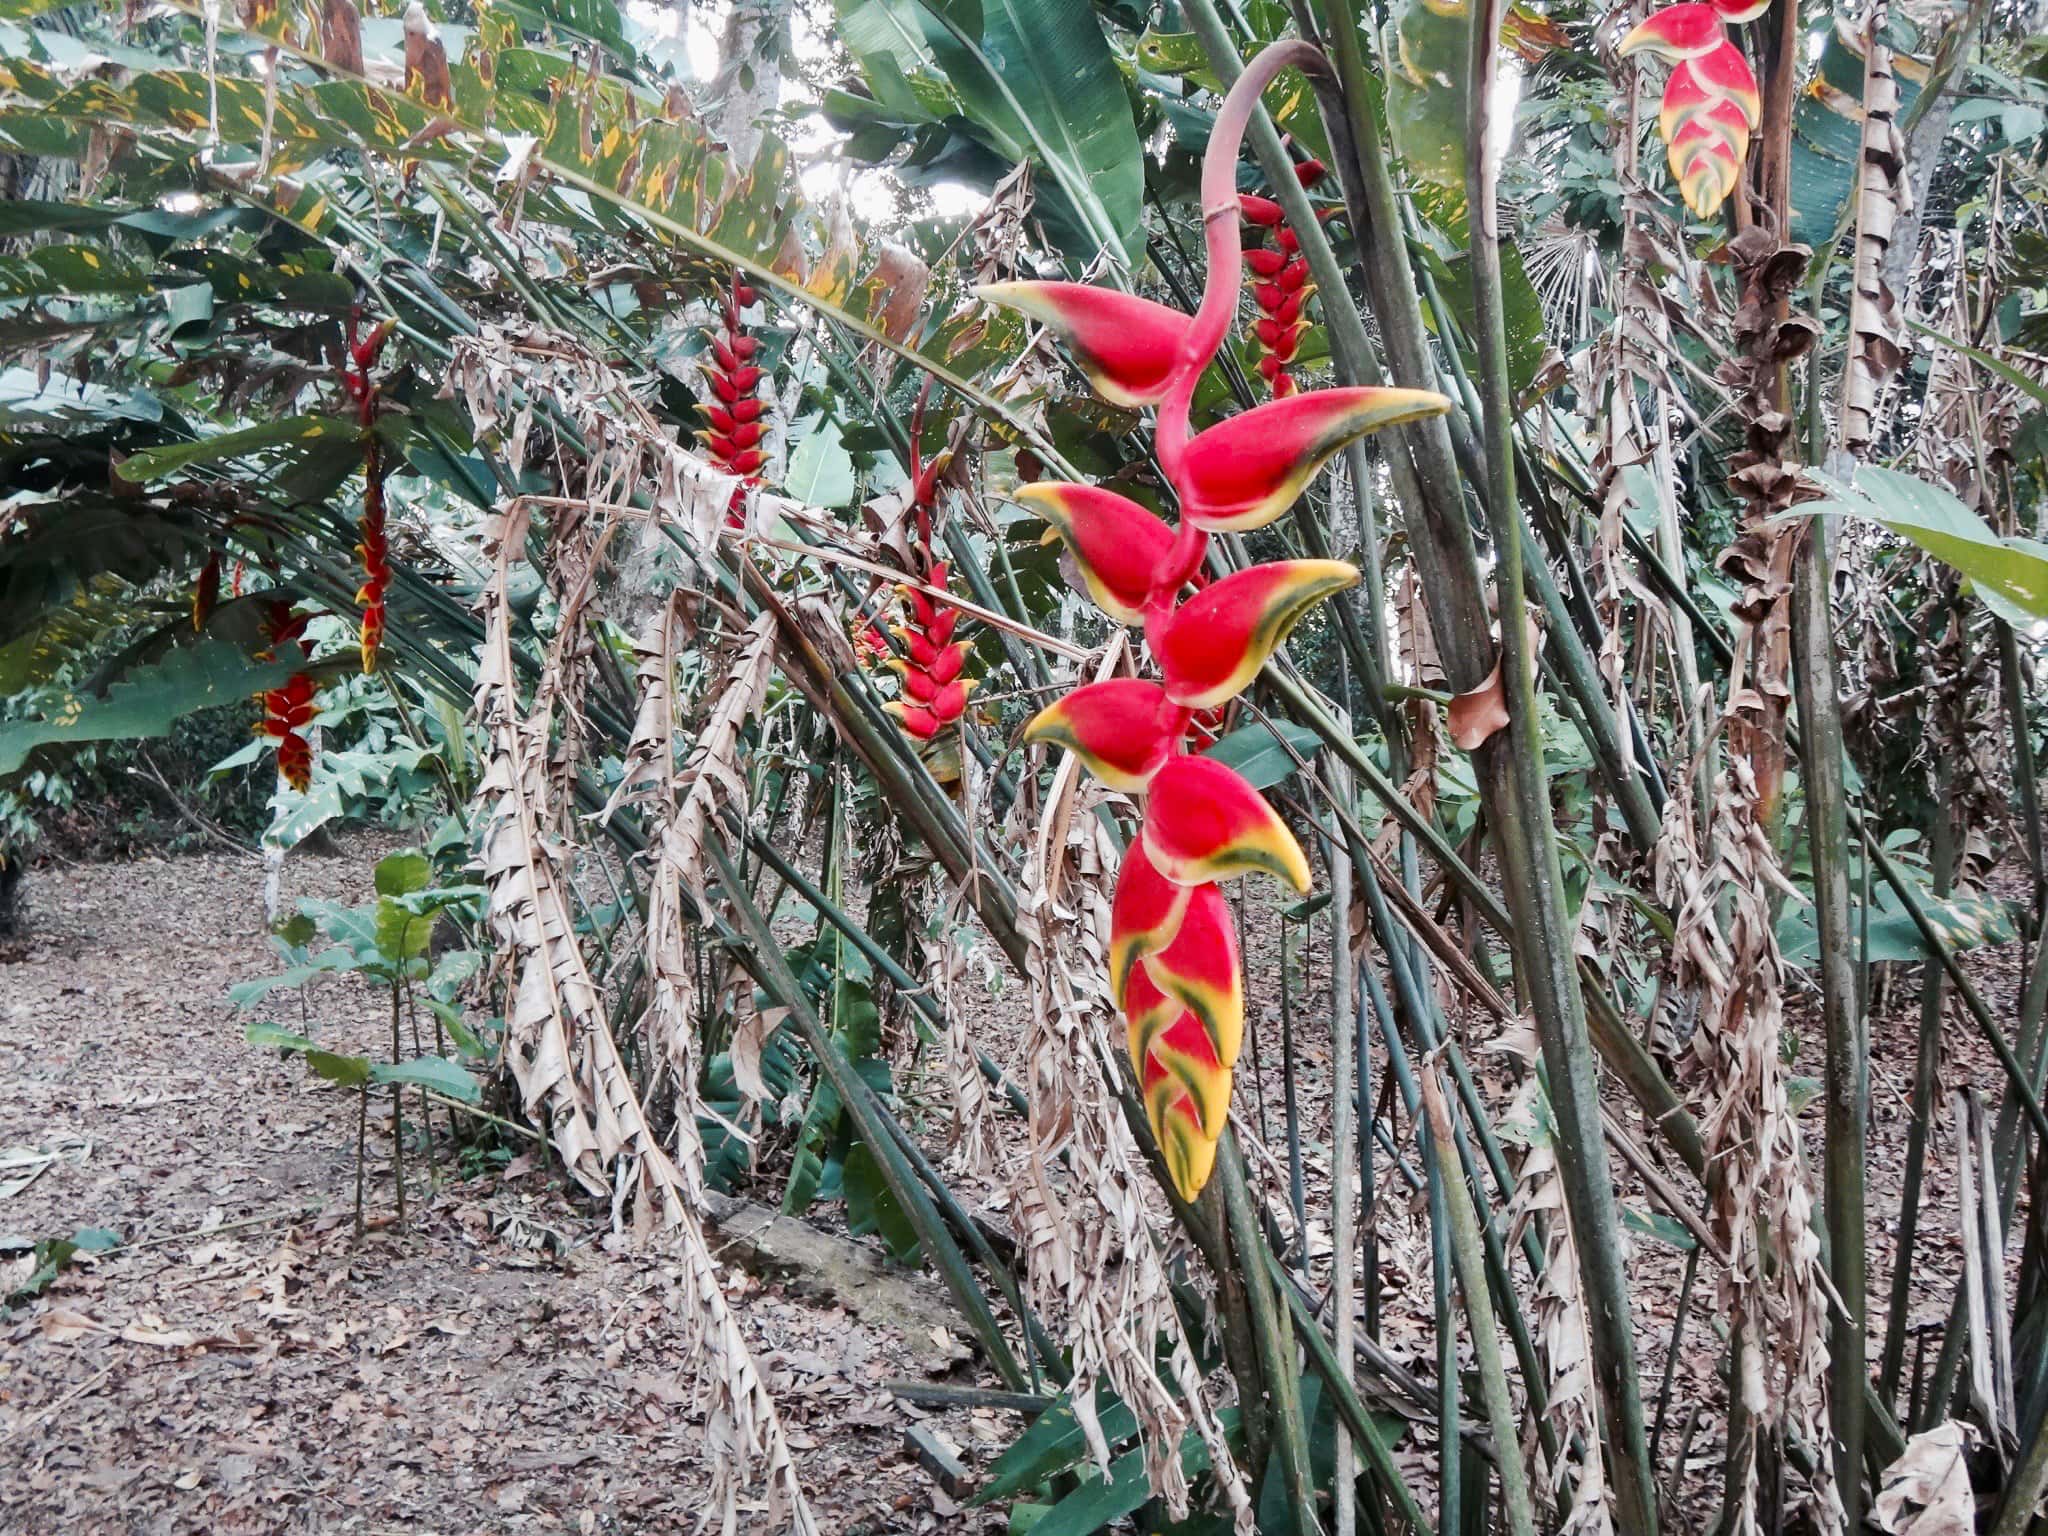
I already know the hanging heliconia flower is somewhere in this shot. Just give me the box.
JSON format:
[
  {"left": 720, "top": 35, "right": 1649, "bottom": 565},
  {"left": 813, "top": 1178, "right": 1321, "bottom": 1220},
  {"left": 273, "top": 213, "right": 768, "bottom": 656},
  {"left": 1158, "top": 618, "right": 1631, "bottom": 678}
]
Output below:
[
  {"left": 1240, "top": 153, "right": 1327, "bottom": 399},
  {"left": 342, "top": 314, "right": 395, "bottom": 671},
  {"left": 983, "top": 44, "right": 1450, "bottom": 1201},
  {"left": 1618, "top": 0, "right": 1765, "bottom": 217},
  {"left": 881, "top": 409, "right": 978, "bottom": 756},
  {"left": 260, "top": 674, "right": 319, "bottom": 792},
  {"left": 255, "top": 599, "right": 317, "bottom": 792},
  {"left": 697, "top": 275, "right": 767, "bottom": 528}
]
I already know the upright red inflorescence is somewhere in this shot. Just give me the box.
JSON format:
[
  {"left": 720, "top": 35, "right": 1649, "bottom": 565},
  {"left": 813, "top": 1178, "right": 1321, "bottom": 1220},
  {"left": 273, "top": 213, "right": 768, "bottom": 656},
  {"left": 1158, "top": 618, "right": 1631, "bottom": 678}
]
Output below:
[
  {"left": 1239, "top": 153, "right": 1326, "bottom": 399},
  {"left": 1616, "top": 0, "right": 1764, "bottom": 218},
  {"left": 696, "top": 276, "right": 768, "bottom": 527},
  {"left": 881, "top": 418, "right": 978, "bottom": 761},
  {"left": 982, "top": 45, "right": 1451, "bottom": 1200},
  {"left": 342, "top": 313, "right": 396, "bottom": 672}
]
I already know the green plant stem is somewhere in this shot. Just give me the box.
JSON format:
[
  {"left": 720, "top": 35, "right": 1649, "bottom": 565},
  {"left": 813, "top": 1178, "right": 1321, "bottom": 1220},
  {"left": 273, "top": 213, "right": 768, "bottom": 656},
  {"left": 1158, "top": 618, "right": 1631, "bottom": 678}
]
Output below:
[
  {"left": 354, "top": 1083, "right": 368, "bottom": 1243},
  {"left": 1277, "top": 1263, "right": 1435, "bottom": 1534},
  {"left": 1421, "top": 1065, "right": 1537, "bottom": 1536},
  {"left": 1991, "top": 1409, "right": 2048, "bottom": 1536},
  {"left": 1327, "top": 801, "right": 1360, "bottom": 1536},
  {"left": 1218, "top": 1135, "right": 1322, "bottom": 1536},
  {"left": 742, "top": 831, "right": 1027, "bottom": 1115},
  {"left": 1999, "top": 618, "right": 2046, "bottom": 913},
  {"left": 1652, "top": 1243, "right": 1703, "bottom": 1470},
  {"left": 1883, "top": 757, "right": 1952, "bottom": 1413},
  {"left": 1186, "top": 0, "right": 1473, "bottom": 635},
  {"left": 1461, "top": 0, "right": 1655, "bottom": 1524},
  {"left": 388, "top": 982, "right": 406, "bottom": 1230},
  {"left": 1792, "top": 513, "right": 1865, "bottom": 1522}
]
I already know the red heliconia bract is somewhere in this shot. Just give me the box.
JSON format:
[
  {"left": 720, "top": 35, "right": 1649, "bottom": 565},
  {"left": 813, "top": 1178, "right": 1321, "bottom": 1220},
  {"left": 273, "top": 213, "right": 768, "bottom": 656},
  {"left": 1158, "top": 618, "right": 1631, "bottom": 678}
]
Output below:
[
  {"left": 255, "top": 620, "right": 318, "bottom": 792},
  {"left": 1239, "top": 152, "right": 1327, "bottom": 399},
  {"left": 1175, "top": 386, "right": 1449, "bottom": 531},
  {"left": 992, "top": 42, "right": 1451, "bottom": 1200},
  {"left": 1148, "top": 559, "right": 1359, "bottom": 709},
  {"left": 697, "top": 276, "right": 768, "bottom": 527},
  {"left": 1016, "top": 482, "right": 1177, "bottom": 625},
  {"left": 1023, "top": 679, "right": 1180, "bottom": 791},
  {"left": 977, "top": 282, "right": 1192, "bottom": 408},
  {"left": 878, "top": 393, "right": 978, "bottom": 774},
  {"left": 343, "top": 313, "right": 396, "bottom": 673},
  {"left": 1620, "top": 8, "right": 1760, "bottom": 217},
  {"left": 1618, "top": 1, "right": 1726, "bottom": 59}
]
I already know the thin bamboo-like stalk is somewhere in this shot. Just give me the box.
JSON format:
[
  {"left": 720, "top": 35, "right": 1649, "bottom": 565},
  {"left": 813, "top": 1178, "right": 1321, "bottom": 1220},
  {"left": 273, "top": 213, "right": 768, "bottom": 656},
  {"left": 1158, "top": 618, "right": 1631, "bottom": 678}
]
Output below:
[
  {"left": 1218, "top": 1137, "right": 1322, "bottom": 1535},
  {"left": 1282, "top": 915, "right": 1310, "bottom": 1261},
  {"left": 1794, "top": 509, "right": 1866, "bottom": 1521},
  {"left": 700, "top": 838, "right": 1030, "bottom": 1392},
  {"left": 1329, "top": 791, "right": 1360, "bottom": 1536},
  {"left": 1424, "top": 1061, "right": 1537, "bottom": 1536},
  {"left": 1883, "top": 760, "right": 1953, "bottom": 1413},
  {"left": 1461, "top": 0, "right": 1657, "bottom": 1523}
]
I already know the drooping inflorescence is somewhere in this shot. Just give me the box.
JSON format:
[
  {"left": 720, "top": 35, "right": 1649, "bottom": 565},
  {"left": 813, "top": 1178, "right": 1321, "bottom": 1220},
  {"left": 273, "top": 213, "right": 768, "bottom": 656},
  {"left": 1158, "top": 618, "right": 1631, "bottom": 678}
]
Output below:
[
  {"left": 255, "top": 600, "right": 316, "bottom": 792},
  {"left": 1616, "top": 0, "right": 1764, "bottom": 218},
  {"left": 696, "top": 276, "right": 768, "bottom": 527},
  {"left": 983, "top": 44, "right": 1450, "bottom": 1201},
  {"left": 343, "top": 313, "right": 395, "bottom": 671}
]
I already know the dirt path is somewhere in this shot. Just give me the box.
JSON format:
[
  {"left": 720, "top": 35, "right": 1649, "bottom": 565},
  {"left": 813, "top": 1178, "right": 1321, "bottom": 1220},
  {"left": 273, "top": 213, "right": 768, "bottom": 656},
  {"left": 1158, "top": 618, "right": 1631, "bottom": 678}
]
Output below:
[
  {"left": 0, "top": 841, "right": 999, "bottom": 1535},
  {"left": 1, "top": 836, "right": 2028, "bottom": 1534}
]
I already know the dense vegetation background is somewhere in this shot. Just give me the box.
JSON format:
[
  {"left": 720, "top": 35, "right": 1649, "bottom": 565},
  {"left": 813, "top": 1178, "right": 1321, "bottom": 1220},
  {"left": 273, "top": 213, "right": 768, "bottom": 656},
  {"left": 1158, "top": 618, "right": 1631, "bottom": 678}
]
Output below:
[{"left": 2, "top": 0, "right": 2047, "bottom": 1530}]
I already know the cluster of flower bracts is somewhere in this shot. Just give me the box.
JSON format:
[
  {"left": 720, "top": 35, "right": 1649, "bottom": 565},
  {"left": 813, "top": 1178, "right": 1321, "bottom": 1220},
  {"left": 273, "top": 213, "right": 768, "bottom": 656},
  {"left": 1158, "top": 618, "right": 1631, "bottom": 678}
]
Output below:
[
  {"left": 343, "top": 314, "right": 396, "bottom": 671},
  {"left": 1239, "top": 153, "right": 1326, "bottom": 399},
  {"left": 984, "top": 45, "right": 1449, "bottom": 1201},
  {"left": 879, "top": 403, "right": 978, "bottom": 760},
  {"left": 697, "top": 276, "right": 767, "bottom": 527},
  {"left": 1618, "top": 0, "right": 1765, "bottom": 217},
  {"left": 256, "top": 600, "right": 316, "bottom": 792}
]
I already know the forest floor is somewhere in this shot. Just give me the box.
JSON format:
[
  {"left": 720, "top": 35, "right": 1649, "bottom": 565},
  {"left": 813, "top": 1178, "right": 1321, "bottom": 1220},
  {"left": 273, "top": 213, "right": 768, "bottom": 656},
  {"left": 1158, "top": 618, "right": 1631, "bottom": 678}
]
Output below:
[
  {"left": 0, "top": 836, "right": 1006, "bottom": 1536},
  {"left": 0, "top": 833, "right": 2030, "bottom": 1534}
]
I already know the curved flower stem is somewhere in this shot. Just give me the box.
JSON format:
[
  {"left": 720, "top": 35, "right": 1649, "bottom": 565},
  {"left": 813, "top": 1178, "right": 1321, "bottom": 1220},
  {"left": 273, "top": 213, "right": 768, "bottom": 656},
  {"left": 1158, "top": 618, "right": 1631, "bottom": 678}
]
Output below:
[
  {"left": 1155, "top": 38, "right": 1330, "bottom": 486},
  {"left": 1151, "top": 39, "right": 1330, "bottom": 608}
]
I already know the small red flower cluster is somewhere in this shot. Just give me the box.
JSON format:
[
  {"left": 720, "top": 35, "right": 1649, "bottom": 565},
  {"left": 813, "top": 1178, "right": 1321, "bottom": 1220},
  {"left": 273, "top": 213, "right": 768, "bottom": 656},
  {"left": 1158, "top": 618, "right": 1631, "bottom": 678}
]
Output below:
[
  {"left": 1239, "top": 155, "right": 1326, "bottom": 399},
  {"left": 343, "top": 315, "right": 395, "bottom": 672},
  {"left": 697, "top": 277, "right": 767, "bottom": 527},
  {"left": 256, "top": 600, "right": 316, "bottom": 792},
  {"left": 882, "top": 430, "right": 977, "bottom": 747},
  {"left": 1617, "top": 0, "right": 1764, "bottom": 217}
]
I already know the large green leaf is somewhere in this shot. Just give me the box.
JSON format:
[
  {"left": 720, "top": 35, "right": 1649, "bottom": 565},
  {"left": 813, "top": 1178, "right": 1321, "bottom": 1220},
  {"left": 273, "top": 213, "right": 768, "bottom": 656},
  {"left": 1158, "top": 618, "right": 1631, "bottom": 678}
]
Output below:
[
  {"left": 975, "top": 1387, "right": 1140, "bottom": 1505},
  {"left": 837, "top": 0, "right": 1145, "bottom": 267},
  {"left": 371, "top": 1054, "right": 482, "bottom": 1103},
  {"left": 1777, "top": 884, "right": 2015, "bottom": 965},
  {"left": 1385, "top": 0, "right": 1471, "bottom": 193},
  {"left": 112, "top": 414, "right": 360, "bottom": 484},
  {"left": 1788, "top": 17, "right": 1928, "bottom": 245},
  {"left": 1805, "top": 465, "right": 2048, "bottom": 625},
  {"left": 1022, "top": 1418, "right": 1219, "bottom": 1536},
  {"left": 0, "top": 10, "right": 1034, "bottom": 430},
  {"left": 1201, "top": 718, "right": 1321, "bottom": 790},
  {"left": 841, "top": 1139, "right": 922, "bottom": 1265},
  {"left": 0, "top": 640, "right": 312, "bottom": 775}
]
